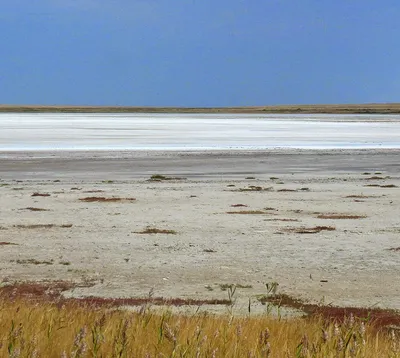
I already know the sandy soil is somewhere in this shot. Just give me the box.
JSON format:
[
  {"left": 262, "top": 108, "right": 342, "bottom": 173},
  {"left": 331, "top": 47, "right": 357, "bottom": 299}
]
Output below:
[{"left": 0, "top": 150, "right": 399, "bottom": 314}]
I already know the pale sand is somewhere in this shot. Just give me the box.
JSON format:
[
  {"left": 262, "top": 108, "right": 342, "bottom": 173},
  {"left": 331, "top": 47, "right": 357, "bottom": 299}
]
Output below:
[{"left": 0, "top": 150, "right": 399, "bottom": 314}]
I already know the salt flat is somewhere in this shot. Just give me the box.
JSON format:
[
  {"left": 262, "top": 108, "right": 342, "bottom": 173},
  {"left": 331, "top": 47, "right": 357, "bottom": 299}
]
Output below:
[
  {"left": 0, "top": 113, "right": 399, "bottom": 314},
  {"left": 1, "top": 113, "right": 400, "bottom": 150}
]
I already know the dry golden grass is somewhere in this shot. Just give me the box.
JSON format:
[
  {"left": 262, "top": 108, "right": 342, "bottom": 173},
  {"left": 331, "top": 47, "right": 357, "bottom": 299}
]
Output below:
[{"left": 0, "top": 298, "right": 398, "bottom": 357}]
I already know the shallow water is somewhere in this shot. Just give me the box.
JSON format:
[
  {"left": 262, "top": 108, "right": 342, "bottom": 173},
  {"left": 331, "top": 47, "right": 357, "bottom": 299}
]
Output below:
[{"left": 1, "top": 113, "right": 400, "bottom": 150}]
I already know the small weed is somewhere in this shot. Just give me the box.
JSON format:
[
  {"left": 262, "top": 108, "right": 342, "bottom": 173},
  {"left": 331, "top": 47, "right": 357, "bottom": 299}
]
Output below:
[
  {"left": 245, "top": 176, "right": 256, "bottom": 179},
  {"left": 230, "top": 204, "right": 248, "bottom": 207},
  {"left": 277, "top": 189, "right": 297, "bottom": 192},
  {"left": 102, "top": 180, "right": 114, "bottom": 184},
  {"left": 270, "top": 177, "right": 279, "bottom": 180},
  {"left": 59, "top": 261, "right": 71, "bottom": 265},
  {"left": 0, "top": 242, "right": 18, "bottom": 246},
  {"left": 203, "top": 249, "right": 216, "bottom": 253}
]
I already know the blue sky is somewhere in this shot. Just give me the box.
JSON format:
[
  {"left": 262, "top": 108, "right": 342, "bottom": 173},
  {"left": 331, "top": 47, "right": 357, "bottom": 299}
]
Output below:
[{"left": 1, "top": 1, "right": 399, "bottom": 106}]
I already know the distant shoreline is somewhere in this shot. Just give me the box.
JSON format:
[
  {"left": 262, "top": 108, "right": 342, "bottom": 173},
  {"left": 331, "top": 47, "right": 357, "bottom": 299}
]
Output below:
[{"left": 1, "top": 103, "right": 400, "bottom": 114}]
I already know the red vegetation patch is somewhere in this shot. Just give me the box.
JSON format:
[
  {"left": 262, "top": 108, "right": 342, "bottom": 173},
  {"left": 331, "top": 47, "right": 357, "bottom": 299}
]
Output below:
[
  {"left": 79, "top": 197, "right": 136, "bottom": 202},
  {"left": 0, "top": 242, "right": 18, "bottom": 246},
  {"left": 31, "top": 193, "right": 51, "bottom": 197},
  {"left": 226, "top": 210, "right": 274, "bottom": 215},
  {"left": 283, "top": 226, "right": 336, "bottom": 234},
  {"left": 317, "top": 214, "right": 366, "bottom": 219},
  {"left": 260, "top": 294, "right": 400, "bottom": 330},
  {"left": 264, "top": 218, "right": 300, "bottom": 222},
  {"left": 0, "top": 281, "right": 230, "bottom": 307}
]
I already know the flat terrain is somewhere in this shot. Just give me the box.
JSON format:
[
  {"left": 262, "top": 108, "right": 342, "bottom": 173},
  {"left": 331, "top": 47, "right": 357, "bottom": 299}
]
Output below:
[
  {"left": 0, "top": 150, "right": 399, "bottom": 314},
  {"left": 2, "top": 103, "right": 400, "bottom": 114},
  {"left": 2, "top": 113, "right": 400, "bottom": 151}
]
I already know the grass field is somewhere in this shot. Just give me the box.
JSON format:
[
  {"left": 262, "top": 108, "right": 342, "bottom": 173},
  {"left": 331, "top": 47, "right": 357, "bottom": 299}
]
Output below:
[{"left": 0, "top": 282, "right": 399, "bottom": 357}]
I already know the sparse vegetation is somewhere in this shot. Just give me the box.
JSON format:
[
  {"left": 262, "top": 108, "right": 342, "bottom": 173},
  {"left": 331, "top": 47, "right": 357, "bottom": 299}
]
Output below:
[
  {"left": 134, "top": 227, "right": 177, "bottom": 235},
  {"left": 226, "top": 210, "right": 273, "bottom": 215},
  {"left": 317, "top": 214, "right": 367, "bottom": 219},
  {"left": 148, "top": 174, "right": 185, "bottom": 181},
  {"left": 13, "top": 224, "right": 72, "bottom": 229},
  {"left": 235, "top": 185, "right": 273, "bottom": 192},
  {"left": 283, "top": 226, "right": 336, "bottom": 234},
  {"left": 79, "top": 197, "right": 136, "bottom": 202},
  {"left": 31, "top": 192, "right": 51, "bottom": 197},
  {"left": 230, "top": 204, "right": 248, "bottom": 207},
  {"left": 20, "top": 207, "right": 50, "bottom": 211},
  {"left": 0, "top": 242, "right": 17, "bottom": 246},
  {"left": 15, "top": 258, "right": 54, "bottom": 265},
  {"left": 219, "top": 283, "right": 253, "bottom": 291}
]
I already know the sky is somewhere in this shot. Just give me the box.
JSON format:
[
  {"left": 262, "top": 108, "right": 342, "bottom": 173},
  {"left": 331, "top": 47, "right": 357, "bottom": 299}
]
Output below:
[{"left": 1, "top": 1, "right": 400, "bottom": 107}]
